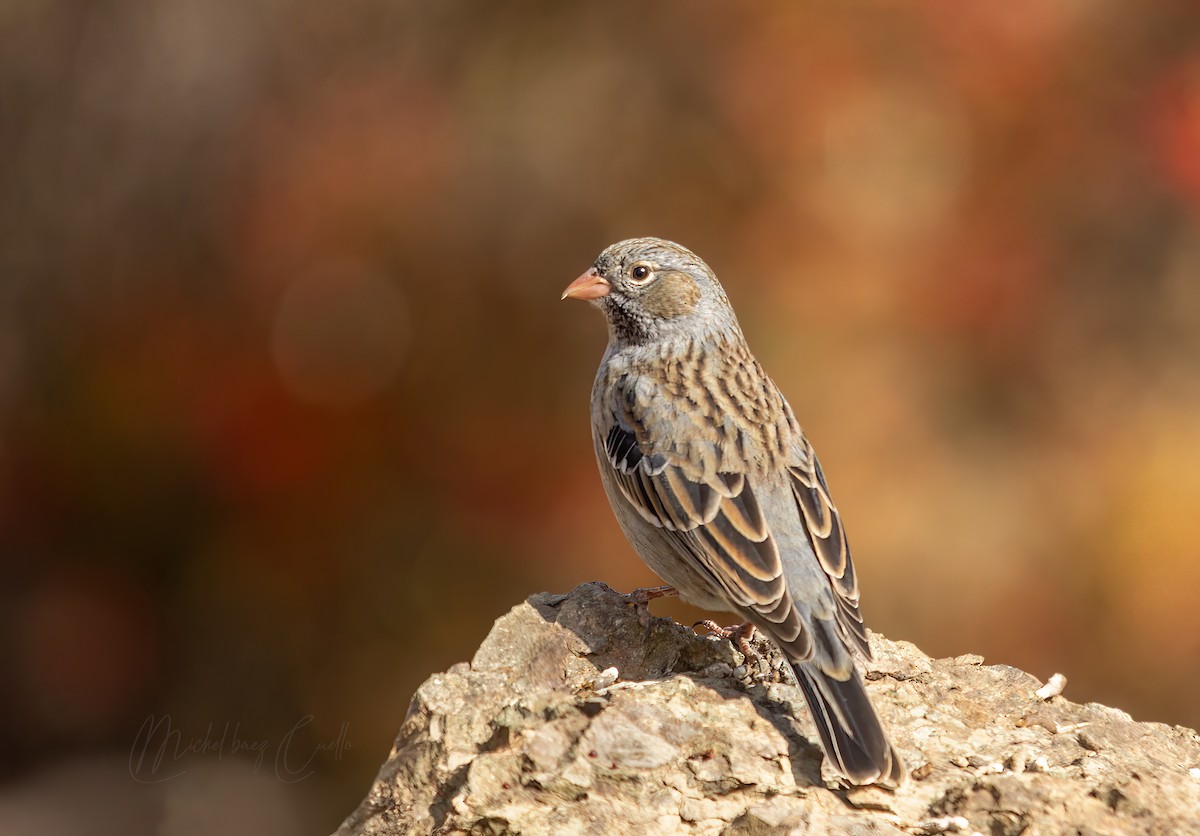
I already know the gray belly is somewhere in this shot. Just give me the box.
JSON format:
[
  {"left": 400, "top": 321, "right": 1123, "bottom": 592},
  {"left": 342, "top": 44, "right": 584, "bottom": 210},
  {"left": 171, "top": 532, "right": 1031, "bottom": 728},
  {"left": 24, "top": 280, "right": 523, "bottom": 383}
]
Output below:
[{"left": 602, "top": 475, "right": 733, "bottom": 613}]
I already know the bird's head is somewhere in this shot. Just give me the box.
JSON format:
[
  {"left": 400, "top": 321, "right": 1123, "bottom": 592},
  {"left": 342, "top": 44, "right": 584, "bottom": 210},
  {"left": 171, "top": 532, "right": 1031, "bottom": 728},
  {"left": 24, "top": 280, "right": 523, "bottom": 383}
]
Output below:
[{"left": 562, "top": 237, "right": 739, "bottom": 348}]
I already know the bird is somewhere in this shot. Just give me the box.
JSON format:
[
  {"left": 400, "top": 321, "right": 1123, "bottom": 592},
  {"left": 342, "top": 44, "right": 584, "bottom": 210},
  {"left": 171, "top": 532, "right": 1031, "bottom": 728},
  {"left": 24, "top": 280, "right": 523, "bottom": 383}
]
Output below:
[{"left": 561, "top": 237, "right": 905, "bottom": 786}]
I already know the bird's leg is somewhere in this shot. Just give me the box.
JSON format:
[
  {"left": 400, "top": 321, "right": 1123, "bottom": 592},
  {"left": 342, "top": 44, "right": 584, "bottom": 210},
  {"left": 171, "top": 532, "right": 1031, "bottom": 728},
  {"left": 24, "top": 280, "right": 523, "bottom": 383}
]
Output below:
[
  {"left": 696, "top": 620, "right": 759, "bottom": 661},
  {"left": 623, "top": 585, "right": 677, "bottom": 632}
]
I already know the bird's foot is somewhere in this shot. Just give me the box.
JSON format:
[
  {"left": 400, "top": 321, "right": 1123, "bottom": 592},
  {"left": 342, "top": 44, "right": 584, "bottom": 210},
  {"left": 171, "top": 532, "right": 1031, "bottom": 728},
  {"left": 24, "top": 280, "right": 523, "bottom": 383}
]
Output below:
[
  {"left": 623, "top": 585, "right": 677, "bottom": 632},
  {"left": 696, "top": 620, "right": 759, "bottom": 661}
]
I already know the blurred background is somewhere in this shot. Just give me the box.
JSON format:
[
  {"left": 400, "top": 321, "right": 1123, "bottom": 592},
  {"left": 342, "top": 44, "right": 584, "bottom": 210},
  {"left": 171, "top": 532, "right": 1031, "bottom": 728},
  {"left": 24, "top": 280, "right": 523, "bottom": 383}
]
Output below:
[{"left": 2, "top": 1, "right": 1200, "bottom": 833}]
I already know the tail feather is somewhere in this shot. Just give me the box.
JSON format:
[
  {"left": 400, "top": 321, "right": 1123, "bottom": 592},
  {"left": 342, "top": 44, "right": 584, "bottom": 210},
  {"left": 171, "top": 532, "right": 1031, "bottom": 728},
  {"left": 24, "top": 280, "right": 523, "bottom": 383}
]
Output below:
[{"left": 793, "top": 662, "right": 906, "bottom": 786}]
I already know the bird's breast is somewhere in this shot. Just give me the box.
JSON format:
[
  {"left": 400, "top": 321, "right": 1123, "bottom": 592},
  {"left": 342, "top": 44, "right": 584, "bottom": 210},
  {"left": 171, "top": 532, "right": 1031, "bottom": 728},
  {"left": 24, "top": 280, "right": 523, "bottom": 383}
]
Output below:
[{"left": 596, "top": 337, "right": 797, "bottom": 481}]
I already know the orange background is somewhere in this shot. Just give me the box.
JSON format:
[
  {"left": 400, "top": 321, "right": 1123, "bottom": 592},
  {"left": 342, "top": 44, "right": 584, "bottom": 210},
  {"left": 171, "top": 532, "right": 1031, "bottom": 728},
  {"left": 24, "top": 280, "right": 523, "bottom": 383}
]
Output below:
[{"left": 3, "top": 2, "right": 1200, "bottom": 833}]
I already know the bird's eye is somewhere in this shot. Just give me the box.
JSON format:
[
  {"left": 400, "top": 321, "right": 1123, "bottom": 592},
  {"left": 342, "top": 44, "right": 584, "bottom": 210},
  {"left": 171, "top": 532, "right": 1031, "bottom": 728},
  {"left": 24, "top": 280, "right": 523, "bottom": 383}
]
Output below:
[{"left": 630, "top": 263, "right": 653, "bottom": 282}]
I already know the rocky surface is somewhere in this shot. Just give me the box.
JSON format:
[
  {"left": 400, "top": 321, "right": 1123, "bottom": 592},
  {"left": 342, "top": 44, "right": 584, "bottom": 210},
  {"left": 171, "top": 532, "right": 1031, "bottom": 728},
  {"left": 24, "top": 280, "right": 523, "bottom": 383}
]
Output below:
[{"left": 336, "top": 583, "right": 1200, "bottom": 835}]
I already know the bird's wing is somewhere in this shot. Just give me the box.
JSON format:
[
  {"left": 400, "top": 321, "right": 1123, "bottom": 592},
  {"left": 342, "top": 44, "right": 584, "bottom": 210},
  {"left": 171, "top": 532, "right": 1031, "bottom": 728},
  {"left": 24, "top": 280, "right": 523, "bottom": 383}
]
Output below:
[
  {"left": 785, "top": 435, "right": 870, "bottom": 658},
  {"left": 600, "top": 393, "right": 814, "bottom": 662}
]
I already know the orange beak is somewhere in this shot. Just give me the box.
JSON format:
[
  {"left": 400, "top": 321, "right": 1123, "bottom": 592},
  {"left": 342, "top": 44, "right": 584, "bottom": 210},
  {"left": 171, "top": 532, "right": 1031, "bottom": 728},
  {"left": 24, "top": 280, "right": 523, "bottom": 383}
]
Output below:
[{"left": 561, "top": 268, "right": 611, "bottom": 301}]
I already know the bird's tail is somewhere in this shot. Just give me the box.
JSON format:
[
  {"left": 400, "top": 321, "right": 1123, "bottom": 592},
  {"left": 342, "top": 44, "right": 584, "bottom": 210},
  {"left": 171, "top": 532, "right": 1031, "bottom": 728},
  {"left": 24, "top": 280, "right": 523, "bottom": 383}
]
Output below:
[{"left": 793, "top": 661, "right": 906, "bottom": 786}]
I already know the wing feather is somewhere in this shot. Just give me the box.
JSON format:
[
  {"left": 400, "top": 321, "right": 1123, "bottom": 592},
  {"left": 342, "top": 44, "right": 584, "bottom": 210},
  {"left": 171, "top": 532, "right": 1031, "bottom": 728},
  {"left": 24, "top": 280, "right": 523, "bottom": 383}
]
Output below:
[
  {"left": 602, "top": 421, "right": 814, "bottom": 660},
  {"left": 787, "top": 440, "right": 869, "bottom": 657}
]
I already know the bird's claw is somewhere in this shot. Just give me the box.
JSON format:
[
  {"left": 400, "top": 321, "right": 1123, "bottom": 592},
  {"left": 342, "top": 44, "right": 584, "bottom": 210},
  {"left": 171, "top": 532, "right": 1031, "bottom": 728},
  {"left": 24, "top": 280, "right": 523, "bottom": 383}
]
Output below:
[
  {"left": 623, "top": 585, "right": 677, "bottom": 633},
  {"left": 623, "top": 585, "right": 677, "bottom": 606},
  {"left": 695, "top": 620, "right": 759, "bottom": 661}
]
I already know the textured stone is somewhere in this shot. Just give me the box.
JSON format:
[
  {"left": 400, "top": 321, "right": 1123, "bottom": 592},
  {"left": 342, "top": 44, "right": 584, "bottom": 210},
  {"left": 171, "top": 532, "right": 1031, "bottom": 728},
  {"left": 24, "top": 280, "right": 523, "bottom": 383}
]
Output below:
[{"left": 336, "top": 582, "right": 1200, "bottom": 835}]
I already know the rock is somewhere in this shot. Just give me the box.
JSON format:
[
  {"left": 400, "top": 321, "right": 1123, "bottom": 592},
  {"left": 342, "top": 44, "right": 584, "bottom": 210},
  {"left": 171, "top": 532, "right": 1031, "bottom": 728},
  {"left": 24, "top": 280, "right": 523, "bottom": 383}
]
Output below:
[{"left": 335, "top": 583, "right": 1200, "bottom": 835}]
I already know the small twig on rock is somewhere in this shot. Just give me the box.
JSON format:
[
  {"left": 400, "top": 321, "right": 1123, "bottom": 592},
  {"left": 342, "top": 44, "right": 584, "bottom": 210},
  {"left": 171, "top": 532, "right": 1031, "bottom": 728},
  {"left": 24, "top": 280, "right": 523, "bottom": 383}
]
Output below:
[
  {"left": 1035, "top": 673, "right": 1067, "bottom": 700},
  {"left": 913, "top": 814, "right": 971, "bottom": 833}
]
